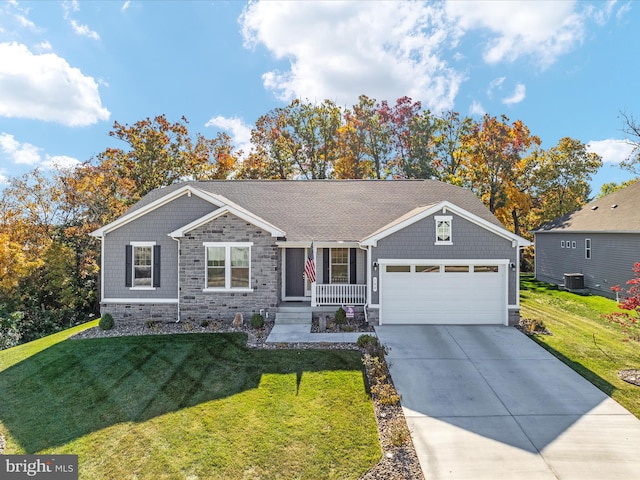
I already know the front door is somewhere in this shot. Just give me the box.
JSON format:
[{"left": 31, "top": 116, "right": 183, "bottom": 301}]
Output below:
[{"left": 285, "top": 248, "right": 306, "bottom": 299}]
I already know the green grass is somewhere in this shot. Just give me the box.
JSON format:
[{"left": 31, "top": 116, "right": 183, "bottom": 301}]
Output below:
[
  {"left": 520, "top": 274, "right": 640, "bottom": 418},
  {"left": 0, "top": 330, "right": 380, "bottom": 479}
]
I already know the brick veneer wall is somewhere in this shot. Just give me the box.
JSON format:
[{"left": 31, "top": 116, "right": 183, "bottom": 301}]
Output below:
[{"left": 179, "top": 213, "right": 280, "bottom": 323}]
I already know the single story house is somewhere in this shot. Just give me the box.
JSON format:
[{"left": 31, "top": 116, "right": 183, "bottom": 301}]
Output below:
[
  {"left": 533, "top": 180, "right": 640, "bottom": 299},
  {"left": 91, "top": 180, "right": 530, "bottom": 326}
]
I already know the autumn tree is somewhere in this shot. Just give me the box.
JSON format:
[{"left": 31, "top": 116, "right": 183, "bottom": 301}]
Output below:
[
  {"left": 98, "top": 114, "right": 238, "bottom": 201},
  {"left": 334, "top": 108, "right": 375, "bottom": 179},
  {"left": 432, "top": 111, "right": 474, "bottom": 185},
  {"left": 531, "top": 137, "right": 602, "bottom": 225},
  {"left": 462, "top": 114, "right": 540, "bottom": 214},
  {"left": 619, "top": 111, "right": 640, "bottom": 176},
  {"left": 350, "top": 95, "right": 392, "bottom": 179},
  {"left": 597, "top": 178, "right": 639, "bottom": 198},
  {"left": 238, "top": 107, "right": 296, "bottom": 179}
]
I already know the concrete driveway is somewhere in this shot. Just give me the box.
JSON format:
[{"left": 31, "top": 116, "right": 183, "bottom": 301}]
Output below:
[{"left": 375, "top": 325, "right": 640, "bottom": 480}]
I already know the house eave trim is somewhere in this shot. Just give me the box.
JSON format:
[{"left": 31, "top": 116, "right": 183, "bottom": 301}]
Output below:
[
  {"left": 360, "top": 201, "right": 531, "bottom": 247},
  {"left": 169, "top": 206, "right": 285, "bottom": 238},
  {"left": 90, "top": 185, "right": 226, "bottom": 237}
]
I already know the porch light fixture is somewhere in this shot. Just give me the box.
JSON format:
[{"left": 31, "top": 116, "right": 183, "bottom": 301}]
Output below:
[
  {"left": 510, "top": 262, "right": 516, "bottom": 272},
  {"left": 373, "top": 262, "right": 379, "bottom": 271}
]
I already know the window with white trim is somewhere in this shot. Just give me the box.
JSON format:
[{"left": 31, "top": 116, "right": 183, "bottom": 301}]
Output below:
[
  {"left": 435, "top": 215, "right": 452, "bottom": 244},
  {"left": 126, "top": 241, "right": 158, "bottom": 289},
  {"left": 561, "top": 240, "right": 565, "bottom": 248},
  {"left": 585, "top": 238, "right": 592, "bottom": 259},
  {"left": 204, "top": 242, "right": 252, "bottom": 290},
  {"left": 572, "top": 241, "right": 576, "bottom": 249},
  {"left": 331, "top": 248, "right": 349, "bottom": 283}
]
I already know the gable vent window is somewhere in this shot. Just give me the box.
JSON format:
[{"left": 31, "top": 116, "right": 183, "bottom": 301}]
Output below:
[
  {"left": 585, "top": 238, "right": 592, "bottom": 260},
  {"left": 126, "top": 242, "right": 160, "bottom": 289},
  {"left": 435, "top": 215, "right": 453, "bottom": 245}
]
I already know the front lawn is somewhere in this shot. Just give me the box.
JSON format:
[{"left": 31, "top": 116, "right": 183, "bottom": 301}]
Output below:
[
  {"left": 520, "top": 275, "right": 640, "bottom": 418},
  {"left": 0, "top": 329, "right": 380, "bottom": 479}
]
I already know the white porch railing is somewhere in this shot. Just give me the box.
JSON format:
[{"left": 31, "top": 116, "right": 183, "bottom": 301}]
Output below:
[{"left": 313, "top": 284, "right": 366, "bottom": 306}]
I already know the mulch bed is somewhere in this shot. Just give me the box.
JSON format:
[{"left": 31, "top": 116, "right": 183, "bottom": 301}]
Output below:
[
  {"left": 71, "top": 320, "right": 423, "bottom": 478},
  {"left": 311, "top": 317, "right": 375, "bottom": 333},
  {"left": 618, "top": 369, "right": 640, "bottom": 386}
]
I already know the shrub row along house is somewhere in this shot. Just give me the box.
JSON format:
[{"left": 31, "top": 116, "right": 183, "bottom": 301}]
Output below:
[
  {"left": 534, "top": 181, "right": 640, "bottom": 298},
  {"left": 91, "top": 180, "right": 530, "bottom": 326}
]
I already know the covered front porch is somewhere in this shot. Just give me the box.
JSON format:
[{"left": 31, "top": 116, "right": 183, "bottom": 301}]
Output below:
[{"left": 279, "top": 243, "right": 367, "bottom": 307}]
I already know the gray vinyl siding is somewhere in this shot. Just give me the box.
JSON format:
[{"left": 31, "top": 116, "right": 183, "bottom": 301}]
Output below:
[
  {"left": 102, "top": 194, "right": 216, "bottom": 299},
  {"left": 371, "top": 212, "right": 517, "bottom": 305},
  {"left": 535, "top": 232, "right": 640, "bottom": 299}
]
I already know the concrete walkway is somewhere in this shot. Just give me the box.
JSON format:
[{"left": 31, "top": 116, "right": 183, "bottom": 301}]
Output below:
[
  {"left": 265, "top": 324, "right": 365, "bottom": 343},
  {"left": 375, "top": 325, "right": 640, "bottom": 480}
]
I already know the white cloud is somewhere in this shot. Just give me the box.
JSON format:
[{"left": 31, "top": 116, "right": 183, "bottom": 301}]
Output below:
[
  {"left": 240, "top": 1, "right": 463, "bottom": 112},
  {"left": 445, "top": 0, "right": 590, "bottom": 68},
  {"left": 0, "top": 169, "right": 8, "bottom": 185},
  {"left": 0, "top": 133, "right": 41, "bottom": 165},
  {"left": 502, "top": 83, "right": 526, "bottom": 105},
  {"left": 0, "top": 132, "right": 80, "bottom": 172},
  {"left": 487, "top": 76, "right": 505, "bottom": 98},
  {"left": 0, "top": 42, "right": 110, "bottom": 126},
  {"left": 63, "top": 0, "right": 100, "bottom": 40},
  {"left": 122, "top": 1, "right": 131, "bottom": 12},
  {"left": 42, "top": 155, "right": 81, "bottom": 170},
  {"left": 587, "top": 139, "right": 636, "bottom": 164},
  {"left": 206, "top": 116, "right": 252, "bottom": 154},
  {"left": 469, "top": 100, "right": 485, "bottom": 116},
  {"left": 69, "top": 19, "right": 100, "bottom": 40},
  {"left": 35, "top": 40, "right": 52, "bottom": 51}
]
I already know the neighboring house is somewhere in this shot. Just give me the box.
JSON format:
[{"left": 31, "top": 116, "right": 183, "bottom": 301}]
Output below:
[
  {"left": 533, "top": 181, "right": 640, "bottom": 299},
  {"left": 91, "top": 180, "right": 530, "bottom": 326}
]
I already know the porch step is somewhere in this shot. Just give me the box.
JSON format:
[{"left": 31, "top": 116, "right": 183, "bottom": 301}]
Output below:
[{"left": 275, "top": 308, "right": 312, "bottom": 325}]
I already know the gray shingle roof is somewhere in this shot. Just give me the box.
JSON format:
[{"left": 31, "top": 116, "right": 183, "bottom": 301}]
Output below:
[
  {"left": 534, "top": 180, "right": 640, "bottom": 233},
  {"left": 124, "top": 180, "right": 504, "bottom": 242}
]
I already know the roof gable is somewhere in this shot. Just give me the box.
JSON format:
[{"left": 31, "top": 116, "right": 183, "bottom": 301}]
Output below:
[
  {"left": 90, "top": 185, "right": 226, "bottom": 237},
  {"left": 169, "top": 206, "right": 285, "bottom": 238},
  {"left": 534, "top": 181, "right": 640, "bottom": 233},
  {"left": 360, "top": 201, "right": 531, "bottom": 247}
]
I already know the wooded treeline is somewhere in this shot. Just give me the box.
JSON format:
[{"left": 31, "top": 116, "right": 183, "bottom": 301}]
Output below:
[{"left": 3, "top": 94, "right": 638, "bottom": 348}]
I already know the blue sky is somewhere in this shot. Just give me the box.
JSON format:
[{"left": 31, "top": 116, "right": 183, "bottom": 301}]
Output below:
[{"left": 0, "top": 0, "right": 638, "bottom": 194}]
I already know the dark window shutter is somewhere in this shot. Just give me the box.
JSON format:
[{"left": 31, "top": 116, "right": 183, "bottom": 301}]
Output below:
[
  {"left": 153, "top": 245, "right": 161, "bottom": 288},
  {"left": 350, "top": 248, "right": 357, "bottom": 284},
  {"left": 125, "top": 245, "right": 132, "bottom": 287},
  {"left": 323, "top": 248, "right": 330, "bottom": 284}
]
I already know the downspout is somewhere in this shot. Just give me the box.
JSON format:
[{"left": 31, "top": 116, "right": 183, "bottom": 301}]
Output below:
[
  {"left": 359, "top": 243, "right": 370, "bottom": 324},
  {"left": 171, "top": 236, "right": 181, "bottom": 323}
]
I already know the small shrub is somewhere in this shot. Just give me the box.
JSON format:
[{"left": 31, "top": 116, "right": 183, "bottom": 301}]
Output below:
[
  {"left": 521, "top": 317, "right": 547, "bottom": 333},
  {"left": 363, "top": 354, "right": 388, "bottom": 384},
  {"left": 99, "top": 313, "right": 115, "bottom": 331},
  {"left": 335, "top": 307, "right": 347, "bottom": 325},
  {"left": 182, "top": 321, "right": 193, "bottom": 332},
  {"left": 250, "top": 313, "right": 265, "bottom": 329},
  {"left": 371, "top": 383, "right": 401, "bottom": 405},
  {"left": 200, "top": 320, "right": 210, "bottom": 328},
  {"left": 387, "top": 418, "right": 410, "bottom": 446},
  {"left": 357, "top": 334, "right": 379, "bottom": 349},
  {"left": 341, "top": 325, "right": 354, "bottom": 332},
  {"left": 145, "top": 320, "right": 160, "bottom": 331}
]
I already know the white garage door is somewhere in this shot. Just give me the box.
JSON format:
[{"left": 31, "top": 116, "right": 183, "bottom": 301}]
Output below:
[{"left": 380, "top": 262, "right": 506, "bottom": 325}]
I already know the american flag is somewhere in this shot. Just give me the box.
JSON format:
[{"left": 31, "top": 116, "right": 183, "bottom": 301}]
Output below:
[{"left": 304, "top": 242, "right": 316, "bottom": 283}]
